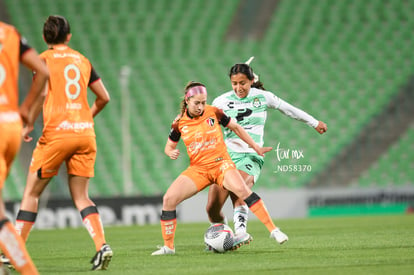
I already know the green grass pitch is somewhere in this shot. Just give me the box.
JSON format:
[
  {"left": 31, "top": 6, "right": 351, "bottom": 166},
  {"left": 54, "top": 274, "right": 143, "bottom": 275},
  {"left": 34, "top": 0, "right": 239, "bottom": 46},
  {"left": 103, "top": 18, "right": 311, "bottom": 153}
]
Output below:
[{"left": 20, "top": 214, "right": 413, "bottom": 274}]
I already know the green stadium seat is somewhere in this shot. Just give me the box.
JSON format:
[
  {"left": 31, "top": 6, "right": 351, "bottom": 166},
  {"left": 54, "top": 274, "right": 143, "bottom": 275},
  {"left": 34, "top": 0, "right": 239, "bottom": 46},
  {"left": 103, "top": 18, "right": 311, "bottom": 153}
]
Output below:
[{"left": 3, "top": 0, "right": 414, "bottom": 198}]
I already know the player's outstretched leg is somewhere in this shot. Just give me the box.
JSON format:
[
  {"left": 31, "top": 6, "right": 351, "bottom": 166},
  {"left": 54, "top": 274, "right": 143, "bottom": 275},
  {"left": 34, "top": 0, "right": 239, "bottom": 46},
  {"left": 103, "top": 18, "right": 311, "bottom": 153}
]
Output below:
[{"left": 244, "top": 192, "right": 289, "bottom": 245}]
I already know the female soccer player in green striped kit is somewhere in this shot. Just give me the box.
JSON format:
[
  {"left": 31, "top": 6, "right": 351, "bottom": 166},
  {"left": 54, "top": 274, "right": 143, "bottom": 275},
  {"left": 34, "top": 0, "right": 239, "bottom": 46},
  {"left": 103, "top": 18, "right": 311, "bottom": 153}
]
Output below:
[{"left": 207, "top": 57, "right": 327, "bottom": 249}]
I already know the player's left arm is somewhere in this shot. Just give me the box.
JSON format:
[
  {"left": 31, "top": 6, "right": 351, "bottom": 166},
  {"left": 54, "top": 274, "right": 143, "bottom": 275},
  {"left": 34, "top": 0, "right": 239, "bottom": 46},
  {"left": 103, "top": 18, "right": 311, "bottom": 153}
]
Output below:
[
  {"left": 89, "top": 66, "right": 110, "bottom": 117},
  {"left": 276, "top": 97, "right": 327, "bottom": 134},
  {"left": 226, "top": 118, "right": 272, "bottom": 156}
]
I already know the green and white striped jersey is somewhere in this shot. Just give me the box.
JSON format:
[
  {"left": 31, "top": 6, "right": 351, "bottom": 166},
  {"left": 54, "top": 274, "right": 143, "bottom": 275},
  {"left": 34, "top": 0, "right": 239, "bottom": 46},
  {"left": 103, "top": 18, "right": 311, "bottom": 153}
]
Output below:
[{"left": 212, "top": 87, "right": 318, "bottom": 153}]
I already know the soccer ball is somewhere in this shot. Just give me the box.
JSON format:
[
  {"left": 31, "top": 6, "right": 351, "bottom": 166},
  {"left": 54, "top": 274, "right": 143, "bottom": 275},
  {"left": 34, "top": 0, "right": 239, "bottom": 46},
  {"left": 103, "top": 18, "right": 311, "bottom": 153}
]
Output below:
[{"left": 204, "top": 223, "right": 234, "bottom": 253}]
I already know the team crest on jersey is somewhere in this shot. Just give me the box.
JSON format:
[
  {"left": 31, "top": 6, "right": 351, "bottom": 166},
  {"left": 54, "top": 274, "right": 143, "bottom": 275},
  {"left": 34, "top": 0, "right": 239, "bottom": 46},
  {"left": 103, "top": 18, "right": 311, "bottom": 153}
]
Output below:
[
  {"left": 253, "top": 97, "right": 261, "bottom": 108},
  {"left": 206, "top": 117, "right": 215, "bottom": 127}
]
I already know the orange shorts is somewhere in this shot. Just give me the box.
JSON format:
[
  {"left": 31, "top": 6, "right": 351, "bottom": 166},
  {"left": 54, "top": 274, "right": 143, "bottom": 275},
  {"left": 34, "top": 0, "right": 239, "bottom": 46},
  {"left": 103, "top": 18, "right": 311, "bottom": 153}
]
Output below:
[
  {"left": 30, "top": 135, "right": 96, "bottom": 178},
  {"left": 181, "top": 159, "right": 237, "bottom": 191},
  {"left": 0, "top": 120, "right": 22, "bottom": 188}
]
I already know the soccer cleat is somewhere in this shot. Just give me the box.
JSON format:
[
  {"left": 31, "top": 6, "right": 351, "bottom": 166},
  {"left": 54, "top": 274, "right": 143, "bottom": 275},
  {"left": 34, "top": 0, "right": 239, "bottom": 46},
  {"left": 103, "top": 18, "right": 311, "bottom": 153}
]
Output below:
[
  {"left": 0, "top": 254, "right": 13, "bottom": 270},
  {"left": 270, "top": 228, "right": 288, "bottom": 244},
  {"left": 91, "top": 244, "right": 113, "bottom": 270},
  {"left": 151, "top": 245, "right": 175, "bottom": 256},
  {"left": 231, "top": 232, "right": 253, "bottom": 250}
]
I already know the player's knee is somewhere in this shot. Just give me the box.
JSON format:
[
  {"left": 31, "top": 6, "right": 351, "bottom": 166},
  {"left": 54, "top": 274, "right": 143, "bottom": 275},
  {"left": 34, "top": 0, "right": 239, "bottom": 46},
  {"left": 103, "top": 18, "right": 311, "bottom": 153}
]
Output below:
[{"left": 162, "top": 193, "right": 178, "bottom": 209}]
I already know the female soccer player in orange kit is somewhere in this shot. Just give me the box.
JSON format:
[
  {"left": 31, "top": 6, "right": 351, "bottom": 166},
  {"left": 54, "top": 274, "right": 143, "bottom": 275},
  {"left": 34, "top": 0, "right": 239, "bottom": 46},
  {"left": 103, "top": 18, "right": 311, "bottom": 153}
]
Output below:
[
  {"left": 8, "top": 15, "right": 112, "bottom": 271},
  {"left": 151, "top": 81, "right": 288, "bottom": 255},
  {"left": 0, "top": 20, "right": 49, "bottom": 275}
]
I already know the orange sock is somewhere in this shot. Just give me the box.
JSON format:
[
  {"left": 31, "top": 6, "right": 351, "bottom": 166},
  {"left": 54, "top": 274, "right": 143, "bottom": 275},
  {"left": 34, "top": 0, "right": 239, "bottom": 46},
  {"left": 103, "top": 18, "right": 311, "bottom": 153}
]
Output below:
[
  {"left": 15, "top": 210, "right": 37, "bottom": 242},
  {"left": 80, "top": 206, "right": 106, "bottom": 251},
  {"left": 245, "top": 193, "right": 276, "bottom": 233},
  {"left": 160, "top": 210, "right": 177, "bottom": 249},
  {"left": 0, "top": 219, "right": 38, "bottom": 275}
]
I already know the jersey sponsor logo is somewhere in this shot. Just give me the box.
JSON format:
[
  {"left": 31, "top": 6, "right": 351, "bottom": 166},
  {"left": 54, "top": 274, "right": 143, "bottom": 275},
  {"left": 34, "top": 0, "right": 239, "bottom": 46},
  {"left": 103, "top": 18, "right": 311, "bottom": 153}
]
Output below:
[
  {"left": 56, "top": 120, "right": 93, "bottom": 131},
  {"left": 188, "top": 134, "right": 218, "bottom": 155},
  {"left": 235, "top": 109, "right": 252, "bottom": 122},
  {"left": 181, "top": 125, "right": 189, "bottom": 133},
  {"left": 226, "top": 101, "right": 254, "bottom": 110},
  {"left": 205, "top": 117, "right": 215, "bottom": 127}
]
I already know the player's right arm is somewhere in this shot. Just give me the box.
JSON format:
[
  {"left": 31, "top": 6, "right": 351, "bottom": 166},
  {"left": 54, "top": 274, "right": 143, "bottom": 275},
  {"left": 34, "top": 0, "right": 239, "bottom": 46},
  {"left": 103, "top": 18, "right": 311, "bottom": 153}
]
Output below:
[
  {"left": 165, "top": 119, "right": 181, "bottom": 159},
  {"left": 165, "top": 139, "right": 180, "bottom": 160}
]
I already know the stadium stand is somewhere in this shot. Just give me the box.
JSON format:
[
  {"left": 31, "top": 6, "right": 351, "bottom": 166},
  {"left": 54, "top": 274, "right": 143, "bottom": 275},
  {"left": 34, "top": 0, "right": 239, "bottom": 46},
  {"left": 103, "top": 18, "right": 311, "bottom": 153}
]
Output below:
[
  {"left": 358, "top": 126, "right": 414, "bottom": 187},
  {"left": 2, "top": 0, "right": 413, "bottom": 199}
]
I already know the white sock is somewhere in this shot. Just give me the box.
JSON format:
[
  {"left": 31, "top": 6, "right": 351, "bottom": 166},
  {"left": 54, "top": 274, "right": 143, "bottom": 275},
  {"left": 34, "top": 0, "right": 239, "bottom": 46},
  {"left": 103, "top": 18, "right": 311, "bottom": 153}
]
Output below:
[{"left": 233, "top": 205, "right": 249, "bottom": 235}]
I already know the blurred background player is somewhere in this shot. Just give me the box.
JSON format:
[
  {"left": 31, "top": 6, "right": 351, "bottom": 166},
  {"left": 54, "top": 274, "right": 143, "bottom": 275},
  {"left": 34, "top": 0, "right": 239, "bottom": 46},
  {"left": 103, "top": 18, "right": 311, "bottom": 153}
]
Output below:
[
  {"left": 152, "top": 81, "right": 288, "bottom": 256},
  {"left": 207, "top": 58, "right": 327, "bottom": 249},
  {"left": 0, "top": 20, "right": 49, "bottom": 274},
  {"left": 3, "top": 15, "right": 112, "bottom": 271}
]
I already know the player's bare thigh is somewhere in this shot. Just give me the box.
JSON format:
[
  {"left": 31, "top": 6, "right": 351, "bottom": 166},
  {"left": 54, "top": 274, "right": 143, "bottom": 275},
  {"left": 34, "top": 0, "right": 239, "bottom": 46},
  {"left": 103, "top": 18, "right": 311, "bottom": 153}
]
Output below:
[
  {"left": 222, "top": 169, "right": 251, "bottom": 201},
  {"left": 163, "top": 175, "right": 199, "bottom": 211}
]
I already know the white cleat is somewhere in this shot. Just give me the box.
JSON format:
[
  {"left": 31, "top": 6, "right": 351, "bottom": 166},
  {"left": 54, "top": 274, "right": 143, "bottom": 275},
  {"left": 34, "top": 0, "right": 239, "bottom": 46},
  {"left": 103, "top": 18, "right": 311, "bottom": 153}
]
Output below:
[
  {"left": 271, "top": 228, "right": 289, "bottom": 244},
  {"left": 151, "top": 245, "right": 175, "bottom": 256},
  {"left": 232, "top": 232, "right": 253, "bottom": 250}
]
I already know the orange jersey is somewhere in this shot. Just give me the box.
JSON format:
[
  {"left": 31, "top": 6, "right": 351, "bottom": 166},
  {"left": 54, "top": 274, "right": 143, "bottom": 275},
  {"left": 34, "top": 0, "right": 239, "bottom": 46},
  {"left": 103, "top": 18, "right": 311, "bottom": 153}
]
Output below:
[
  {"left": 0, "top": 21, "right": 31, "bottom": 121},
  {"left": 169, "top": 105, "right": 232, "bottom": 166},
  {"left": 0, "top": 22, "right": 31, "bottom": 185},
  {"left": 40, "top": 45, "right": 98, "bottom": 139}
]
